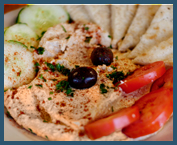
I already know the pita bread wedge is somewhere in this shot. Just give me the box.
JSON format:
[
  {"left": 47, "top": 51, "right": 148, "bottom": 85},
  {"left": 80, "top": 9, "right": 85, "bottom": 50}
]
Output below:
[
  {"left": 85, "top": 5, "right": 111, "bottom": 33},
  {"left": 133, "top": 36, "right": 173, "bottom": 67},
  {"left": 111, "top": 5, "right": 138, "bottom": 48},
  {"left": 63, "top": 5, "right": 91, "bottom": 23},
  {"left": 128, "top": 5, "right": 173, "bottom": 58},
  {"left": 118, "top": 5, "right": 160, "bottom": 52}
]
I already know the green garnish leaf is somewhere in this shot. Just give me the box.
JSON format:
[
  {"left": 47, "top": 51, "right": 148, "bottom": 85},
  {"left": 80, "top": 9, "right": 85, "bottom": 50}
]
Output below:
[
  {"left": 85, "top": 37, "right": 92, "bottom": 43},
  {"left": 34, "top": 62, "right": 40, "bottom": 73},
  {"left": 115, "top": 56, "right": 118, "bottom": 60},
  {"left": 38, "top": 74, "right": 46, "bottom": 82},
  {"left": 30, "top": 46, "right": 36, "bottom": 49},
  {"left": 66, "top": 35, "right": 70, "bottom": 39},
  {"left": 61, "top": 25, "right": 67, "bottom": 32},
  {"left": 35, "top": 84, "right": 43, "bottom": 88},
  {"left": 43, "top": 120, "right": 48, "bottom": 122},
  {"left": 100, "top": 83, "right": 108, "bottom": 94},
  {"left": 48, "top": 97, "right": 52, "bottom": 100},
  {"left": 56, "top": 80, "right": 74, "bottom": 97},
  {"left": 51, "top": 79, "right": 57, "bottom": 81},
  {"left": 37, "top": 31, "right": 46, "bottom": 40},
  {"left": 108, "top": 35, "right": 111, "bottom": 38},
  {"left": 109, "top": 45, "right": 112, "bottom": 49},
  {"left": 56, "top": 63, "right": 70, "bottom": 76},
  {"left": 111, "top": 65, "right": 117, "bottom": 70},
  {"left": 45, "top": 62, "right": 55, "bottom": 72},
  {"left": 106, "top": 71, "right": 125, "bottom": 84},
  {"left": 28, "top": 128, "right": 35, "bottom": 134},
  {"left": 28, "top": 85, "right": 32, "bottom": 89},
  {"left": 75, "top": 65, "right": 80, "bottom": 68},
  {"left": 37, "top": 47, "right": 45, "bottom": 55},
  {"left": 6, "top": 111, "right": 13, "bottom": 118},
  {"left": 49, "top": 91, "right": 54, "bottom": 94},
  {"left": 45, "top": 136, "right": 48, "bottom": 139},
  {"left": 4, "top": 89, "right": 8, "bottom": 92},
  {"left": 111, "top": 106, "right": 114, "bottom": 112},
  {"left": 84, "top": 27, "right": 89, "bottom": 30}
]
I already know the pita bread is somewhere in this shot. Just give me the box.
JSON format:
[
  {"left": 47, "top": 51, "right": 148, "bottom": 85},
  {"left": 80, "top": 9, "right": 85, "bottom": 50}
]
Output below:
[
  {"left": 85, "top": 5, "right": 111, "bottom": 33},
  {"left": 63, "top": 5, "right": 91, "bottom": 23},
  {"left": 128, "top": 5, "right": 173, "bottom": 58},
  {"left": 118, "top": 5, "right": 160, "bottom": 52},
  {"left": 133, "top": 36, "right": 173, "bottom": 67},
  {"left": 111, "top": 5, "right": 138, "bottom": 48}
]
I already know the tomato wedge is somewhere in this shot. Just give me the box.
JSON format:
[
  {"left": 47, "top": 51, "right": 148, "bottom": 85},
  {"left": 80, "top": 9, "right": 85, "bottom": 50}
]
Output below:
[
  {"left": 84, "top": 106, "right": 140, "bottom": 140},
  {"left": 118, "top": 61, "right": 166, "bottom": 93},
  {"left": 122, "top": 88, "right": 173, "bottom": 138},
  {"left": 151, "top": 67, "right": 173, "bottom": 92}
]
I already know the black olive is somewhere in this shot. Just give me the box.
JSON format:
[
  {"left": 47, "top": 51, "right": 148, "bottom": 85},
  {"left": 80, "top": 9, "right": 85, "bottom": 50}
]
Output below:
[
  {"left": 91, "top": 47, "right": 113, "bottom": 66},
  {"left": 68, "top": 67, "right": 97, "bottom": 89}
]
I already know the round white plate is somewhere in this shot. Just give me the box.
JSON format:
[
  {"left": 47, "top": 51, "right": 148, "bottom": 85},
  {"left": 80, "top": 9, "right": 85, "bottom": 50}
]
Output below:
[{"left": 4, "top": 6, "right": 173, "bottom": 141}]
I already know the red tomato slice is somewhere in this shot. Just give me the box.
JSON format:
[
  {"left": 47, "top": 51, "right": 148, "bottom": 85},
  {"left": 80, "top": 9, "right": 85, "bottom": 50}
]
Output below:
[
  {"left": 151, "top": 67, "right": 173, "bottom": 92},
  {"left": 118, "top": 61, "right": 166, "bottom": 93},
  {"left": 122, "top": 88, "right": 173, "bottom": 138},
  {"left": 84, "top": 106, "right": 140, "bottom": 140}
]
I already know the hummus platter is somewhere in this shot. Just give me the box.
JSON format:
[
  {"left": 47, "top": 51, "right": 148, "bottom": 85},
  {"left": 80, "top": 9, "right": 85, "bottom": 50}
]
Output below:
[{"left": 4, "top": 4, "right": 173, "bottom": 141}]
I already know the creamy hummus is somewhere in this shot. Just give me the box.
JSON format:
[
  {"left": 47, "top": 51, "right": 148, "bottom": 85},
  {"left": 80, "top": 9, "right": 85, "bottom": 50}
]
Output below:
[{"left": 4, "top": 22, "right": 151, "bottom": 141}]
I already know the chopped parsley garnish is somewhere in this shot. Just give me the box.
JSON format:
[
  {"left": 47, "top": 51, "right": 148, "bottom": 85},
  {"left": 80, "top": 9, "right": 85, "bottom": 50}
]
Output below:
[
  {"left": 85, "top": 37, "right": 92, "bottom": 43},
  {"left": 108, "top": 35, "right": 111, "bottom": 38},
  {"left": 49, "top": 91, "right": 54, "bottom": 94},
  {"left": 84, "top": 27, "right": 89, "bottom": 30},
  {"left": 45, "top": 62, "right": 70, "bottom": 76},
  {"left": 106, "top": 71, "right": 126, "bottom": 84},
  {"left": 61, "top": 25, "right": 67, "bottom": 32},
  {"left": 48, "top": 97, "right": 52, "bottom": 100},
  {"left": 51, "top": 79, "right": 57, "bottom": 81},
  {"left": 100, "top": 83, "right": 108, "bottom": 94},
  {"left": 66, "top": 35, "right": 70, "bottom": 39},
  {"left": 4, "top": 89, "right": 8, "bottom": 92},
  {"left": 34, "top": 62, "right": 40, "bottom": 73},
  {"left": 6, "top": 111, "right": 12, "bottom": 118},
  {"left": 111, "top": 65, "right": 117, "bottom": 70},
  {"left": 35, "top": 84, "right": 43, "bottom": 88},
  {"left": 111, "top": 106, "right": 114, "bottom": 112},
  {"left": 82, "top": 77, "right": 85, "bottom": 80},
  {"left": 28, "top": 128, "right": 35, "bottom": 134},
  {"left": 109, "top": 44, "right": 112, "bottom": 49},
  {"left": 30, "top": 46, "right": 45, "bottom": 55},
  {"left": 115, "top": 56, "right": 118, "bottom": 60},
  {"left": 30, "top": 46, "right": 36, "bottom": 49},
  {"left": 45, "top": 136, "right": 48, "bottom": 139},
  {"left": 28, "top": 85, "right": 32, "bottom": 89},
  {"left": 37, "top": 47, "right": 45, "bottom": 55},
  {"left": 37, "top": 31, "right": 46, "bottom": 40},
  {"left": 38, "top": 74, "right": 46, "bottom": 82},
  {"left": 56, "top": 80, "right": 74, "bottom": 97},
  {"left": 45, "top": 62, "right": 55, "bottom": 72},
  {"left": 56, "top": 63, "right": 70, "bottom": 76},
  {"left": 43, "top": 120, "right": 48, "bottom": 122},
  {"left": 75, "top": 65, "right": 80, "bottom": 68}
]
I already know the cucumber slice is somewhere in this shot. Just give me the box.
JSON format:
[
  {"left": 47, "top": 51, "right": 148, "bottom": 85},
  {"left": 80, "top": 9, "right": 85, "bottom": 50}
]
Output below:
[
  {"left": 4, "top": 23, "right": 39, "bottom": 50},
  {"left": 4, "top": 40, "right": 36, "bottom": 90},
  {"left": 17, "top": 5, "right": 69, "bottom": 36}
]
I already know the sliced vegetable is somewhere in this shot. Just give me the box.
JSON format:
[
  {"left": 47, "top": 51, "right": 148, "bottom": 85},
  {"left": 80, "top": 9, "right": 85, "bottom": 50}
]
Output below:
[
  {"left": 17, "top": 5, "right": 69, "bottom": 36},
  {"left": 118, "top": 61, "right": 166, "bottom": 93},
  {"left": 84, "top": 106, "right": 140, "bottom": 140},
  {"left": 151, "top": 67, "right": 173, "bottom": 92},
  {"left": 122, "top": 88, "right": 173, "bottom": 138},
  {"left": 4, "top": 23, "right": 38, "bottom": 50},
  {"left": 4, "top": 40, "right": 35, "bottom": 90}
]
